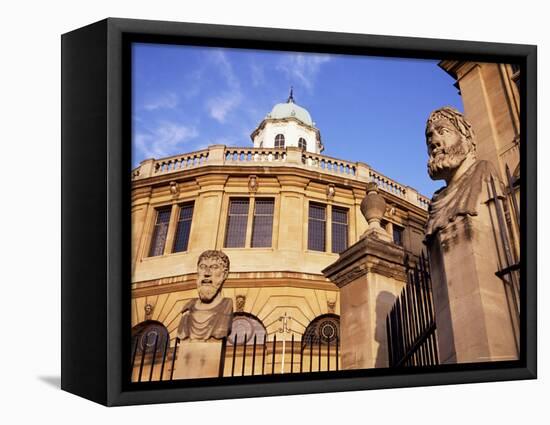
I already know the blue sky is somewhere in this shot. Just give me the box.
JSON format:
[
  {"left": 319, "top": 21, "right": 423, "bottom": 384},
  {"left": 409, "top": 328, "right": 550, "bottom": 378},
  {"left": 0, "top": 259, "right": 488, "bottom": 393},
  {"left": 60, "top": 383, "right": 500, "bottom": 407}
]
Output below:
[{"left": 132, "top": 43, "right": 463, "bottom": 197}]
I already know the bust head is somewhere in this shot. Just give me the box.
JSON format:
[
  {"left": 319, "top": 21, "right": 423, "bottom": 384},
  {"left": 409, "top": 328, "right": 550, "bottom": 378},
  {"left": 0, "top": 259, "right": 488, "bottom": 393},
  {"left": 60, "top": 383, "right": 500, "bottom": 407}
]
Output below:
[
  {"left": 196, "top": 250, "right": 230, "bottom": 303},
  {"left": 425, "top": 107, "right": 476, "bottom": 183}
]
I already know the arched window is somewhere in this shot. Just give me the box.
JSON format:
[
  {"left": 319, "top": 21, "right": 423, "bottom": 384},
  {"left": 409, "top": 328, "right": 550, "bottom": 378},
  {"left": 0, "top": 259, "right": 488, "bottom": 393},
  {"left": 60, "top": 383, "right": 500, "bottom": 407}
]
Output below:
[
  {"left": 298, "top": 137, "right": 307, "bottom": 151},
  {"left": 302, "top": 314, "right": 340, "bottom": 346},
  {"left": 131, "top": 320, "right": 170, "bottom": 355},
  {"left": 227, "top": 313, "right": 267, "bottom": 345},
  {"left": 274, "top": 134, "right": 285, "bottom": 148}
]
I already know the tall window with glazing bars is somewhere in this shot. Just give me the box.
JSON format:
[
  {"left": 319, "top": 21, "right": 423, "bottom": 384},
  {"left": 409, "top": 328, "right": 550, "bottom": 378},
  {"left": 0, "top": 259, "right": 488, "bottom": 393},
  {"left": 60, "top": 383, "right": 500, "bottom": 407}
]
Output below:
[
  {"left": 225, "top": 198, "right": 250, "bottom": 248},
  {"left": 149, "top": 207, "right": 171, "bottom": 256},
  {"left": 308, "top": 203, "right": 326, "bottom": 252},
  {"left": 251, "top": 199, "right": 274, "bottom": 247},
  {"left": 331, "top": 206, "right": 348, "bottom": 253},
  {"left": 172, "top": 202, "right": 194, "bottom": 252},
  {"left": 308, "top": 202, "right": 349, "bottom": 253},
  {"left": 225, "top": 198, "right": 275, "bottom": 248}
]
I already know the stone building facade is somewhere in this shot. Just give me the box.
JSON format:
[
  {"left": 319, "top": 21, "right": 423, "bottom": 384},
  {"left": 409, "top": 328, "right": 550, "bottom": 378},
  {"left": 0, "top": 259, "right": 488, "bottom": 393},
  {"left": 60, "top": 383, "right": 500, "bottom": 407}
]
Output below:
[
  {"left": 439, "top": 61, "right": 520, "bottom": 252},
  {"left": 438, "top": 61, "right": 520, "bottom": 181},
  {"left": 130, "top": 60, "right": 521, "bottom": 377},
  {"left": 130, "top": 95, "right": 430, "bottom": 375}
]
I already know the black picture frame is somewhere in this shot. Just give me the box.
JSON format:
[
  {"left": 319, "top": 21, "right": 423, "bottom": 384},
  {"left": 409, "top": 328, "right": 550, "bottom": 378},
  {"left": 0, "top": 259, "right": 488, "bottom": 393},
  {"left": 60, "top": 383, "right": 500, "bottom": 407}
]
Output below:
[{"left": 61, "top": 17, "right": 537, "bottom": 406}]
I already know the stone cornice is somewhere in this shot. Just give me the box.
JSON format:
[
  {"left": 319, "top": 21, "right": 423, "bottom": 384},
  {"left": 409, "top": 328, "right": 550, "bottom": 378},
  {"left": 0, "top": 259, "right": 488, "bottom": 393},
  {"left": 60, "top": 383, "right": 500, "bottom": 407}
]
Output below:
[
  {"left": 132, "top": 271, "right": 337, "bottom": 298},
  {"left": 439, "top": 60, "right": 480, "bottom": 83},
  {"left": 322, "top": 234, "right": 407, "bottom": 288},
  {"left": 131, "top": 186, "right": 152, "bottom": 203},
  {"left": 131, "top": 165, "right": 429, "bottom": 217}
]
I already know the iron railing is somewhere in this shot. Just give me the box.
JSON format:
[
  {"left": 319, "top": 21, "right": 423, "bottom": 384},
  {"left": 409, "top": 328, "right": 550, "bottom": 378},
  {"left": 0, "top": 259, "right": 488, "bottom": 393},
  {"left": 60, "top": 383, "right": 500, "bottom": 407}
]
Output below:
[
  {"left": 386, "top": 253, "right": 439, "bottom": 367},
  {"left": 487, "top": 167, "right": 521, "bottom": 351},
  {"left": 130, "top": 332, "right": 340, "bottom": 382}
]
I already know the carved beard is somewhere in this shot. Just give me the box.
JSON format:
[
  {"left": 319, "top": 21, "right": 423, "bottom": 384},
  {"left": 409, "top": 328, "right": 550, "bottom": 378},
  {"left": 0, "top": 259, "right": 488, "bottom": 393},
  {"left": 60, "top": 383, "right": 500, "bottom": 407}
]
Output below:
[
  {"left": 198, "top": 284, "right": 221, "bottom": 303},
  {"left": 427, "top": 141, "right": 469, "bottom": 181}
]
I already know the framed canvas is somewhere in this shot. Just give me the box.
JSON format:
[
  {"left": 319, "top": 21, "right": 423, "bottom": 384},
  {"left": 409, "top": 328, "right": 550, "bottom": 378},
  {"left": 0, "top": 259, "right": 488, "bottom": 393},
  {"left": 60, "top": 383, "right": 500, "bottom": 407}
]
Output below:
[{"left": 61, "top": 18, "right": 537, "bottom": 406}]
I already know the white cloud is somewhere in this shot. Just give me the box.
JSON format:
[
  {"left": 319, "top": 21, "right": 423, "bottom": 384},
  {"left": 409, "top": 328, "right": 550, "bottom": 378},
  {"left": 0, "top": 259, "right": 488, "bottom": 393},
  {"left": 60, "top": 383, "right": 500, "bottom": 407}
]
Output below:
[
  {"left": 182, "top": 69, "right": 203, "bottom": 100},
  {"left": 207, "top": 91, "right": 243, "bottom": 123},
  {"left": 277, "top": 54, "right": 332, "bottom": 91},
  {"left": 250, "top": 63, "right": 265, "bottom": 87},
  {"left": 134, "top": 121, "right": 198, "bottom": 159},
  {"left": 142, "top": 92, "right": 178, "bottom": 111},
  {"left": 204, "top": 50, "right": 243, "bottom": 123},
  {"left": 207, "top": 50, "right": 240, "bottom": 89}
]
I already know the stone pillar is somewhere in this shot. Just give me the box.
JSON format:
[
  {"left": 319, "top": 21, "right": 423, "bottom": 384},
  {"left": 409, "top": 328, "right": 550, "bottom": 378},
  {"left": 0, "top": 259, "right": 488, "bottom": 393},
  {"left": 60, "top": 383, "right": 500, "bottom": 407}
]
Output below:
[
  {"left": 356, "top": 162, "right": 371, "bottom": 180},
  {"left": 322, "top": 183, "right": 407, "bottom": 369},
  {"left": 134, "top": 158, "right": 155, "bottom": 180},
  {"left": 427, "top": 206, "right": 518, "bottom": 364},
  {"left": 285, "top": 146, "right": 303, "bottom": 165},
  {"left": 173, "top": 340, "right": 224, "bottom": 379},
  {"left": 323, "top": 235, "right": 406, "bottom": 369},
  {"left": 207, "top": 144, "right": 227, "bottom": 165}
]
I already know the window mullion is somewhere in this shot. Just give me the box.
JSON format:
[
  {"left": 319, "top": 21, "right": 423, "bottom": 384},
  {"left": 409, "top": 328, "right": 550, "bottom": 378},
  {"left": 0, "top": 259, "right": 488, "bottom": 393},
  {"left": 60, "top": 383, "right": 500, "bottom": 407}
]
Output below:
[
  {"left": 164, "top": 204, "right": 179, "bottom": 254},
  {"left": 245, "top": 197, "right": 255, "bottom": 248},
  {"left": 327, "top": 205, "right": 332, "bottom": 254}
]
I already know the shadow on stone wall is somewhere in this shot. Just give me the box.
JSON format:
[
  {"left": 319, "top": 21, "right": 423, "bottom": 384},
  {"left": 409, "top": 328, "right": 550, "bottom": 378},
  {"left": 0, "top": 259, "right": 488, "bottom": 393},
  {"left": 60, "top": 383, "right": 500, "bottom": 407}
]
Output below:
[{"left": 374, "top": 290, "right": 397, "bottom": 368}]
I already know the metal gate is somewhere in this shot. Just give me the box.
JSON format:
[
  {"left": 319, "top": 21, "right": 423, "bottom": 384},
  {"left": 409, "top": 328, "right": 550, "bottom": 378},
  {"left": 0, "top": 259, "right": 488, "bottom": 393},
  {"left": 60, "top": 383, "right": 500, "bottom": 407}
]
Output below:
[{"left": 386, "top": 253, "right": 439, "bottom": 367}]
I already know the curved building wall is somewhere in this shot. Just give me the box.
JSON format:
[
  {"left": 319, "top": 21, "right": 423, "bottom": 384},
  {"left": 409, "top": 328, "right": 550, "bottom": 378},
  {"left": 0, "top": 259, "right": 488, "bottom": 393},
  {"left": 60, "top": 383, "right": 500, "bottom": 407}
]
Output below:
[{"left": 131, "top": 145, "right": 429, "bottom": 347}]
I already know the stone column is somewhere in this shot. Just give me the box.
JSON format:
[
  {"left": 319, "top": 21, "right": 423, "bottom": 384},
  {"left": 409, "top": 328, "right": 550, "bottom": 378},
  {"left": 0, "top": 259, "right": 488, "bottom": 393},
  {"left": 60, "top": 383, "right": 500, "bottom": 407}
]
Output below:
[{"left": 322, "top": 183, "right": 407, "bottom": 369}]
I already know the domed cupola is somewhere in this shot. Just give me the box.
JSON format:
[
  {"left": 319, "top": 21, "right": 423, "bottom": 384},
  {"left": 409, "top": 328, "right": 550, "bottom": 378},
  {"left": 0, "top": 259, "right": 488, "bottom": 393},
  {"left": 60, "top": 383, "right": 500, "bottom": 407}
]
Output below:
[{"left": 250, "top": 88, "right": 324, "bottom": 154}]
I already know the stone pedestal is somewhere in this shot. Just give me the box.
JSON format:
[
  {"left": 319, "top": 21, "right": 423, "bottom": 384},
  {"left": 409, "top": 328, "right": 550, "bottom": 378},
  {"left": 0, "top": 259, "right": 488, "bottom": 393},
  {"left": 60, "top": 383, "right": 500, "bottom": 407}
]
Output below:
[
  {"left": 428, "top": 211, "right": 518, "bottom": 364},
  {"left": 172, "top": 340, "right": 224, "bottom": 379},
  {"left": 323, "top": 234, "right": 406, "bottom": 369}
]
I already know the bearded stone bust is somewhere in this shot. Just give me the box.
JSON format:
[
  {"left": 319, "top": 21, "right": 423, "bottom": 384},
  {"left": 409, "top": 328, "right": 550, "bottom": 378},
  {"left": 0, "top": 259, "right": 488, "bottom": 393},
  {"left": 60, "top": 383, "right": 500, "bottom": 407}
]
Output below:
[
  {"left": 177, "top": 250, "right": 233, "bottom": 341},
  {"left": 424, "top": 107, "right": 500, "bottom": 239}
]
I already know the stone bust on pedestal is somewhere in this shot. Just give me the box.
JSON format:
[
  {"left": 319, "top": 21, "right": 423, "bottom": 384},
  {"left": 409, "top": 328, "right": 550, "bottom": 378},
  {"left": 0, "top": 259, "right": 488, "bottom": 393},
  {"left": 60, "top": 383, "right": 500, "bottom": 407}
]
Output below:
[
  {"left": 173, "top": 250, "right": 234, "bottom": 379},
  {"left": 177, "top": 250, "right": 233, "bottom": 342},
  {"left": 424, "top": 106, "right": 517, "bottom": 364},
  {"left": 425, "top": 106, "right": 500, "bottom": 238}
]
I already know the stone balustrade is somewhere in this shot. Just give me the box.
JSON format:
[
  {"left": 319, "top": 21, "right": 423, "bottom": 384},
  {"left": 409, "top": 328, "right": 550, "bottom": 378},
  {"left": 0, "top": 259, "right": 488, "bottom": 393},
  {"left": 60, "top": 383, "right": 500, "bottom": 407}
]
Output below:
[
  {"left": 369, "top": 170, "right": 407, "bottom": 198},
  {"left": 130, "top": 149, "right": 211, "bottom": 181},
  {"left": 131, "top": 144, "right": 430, "bottom": 210},
  {"left": 224, "top": 147, "right": 287, "bottom": 164},
  {"left": 302, "top": 151, "right": 357, "bottom": 177},
  {"left": 417, "top": 195, "right": 431, "bottom": 210}
]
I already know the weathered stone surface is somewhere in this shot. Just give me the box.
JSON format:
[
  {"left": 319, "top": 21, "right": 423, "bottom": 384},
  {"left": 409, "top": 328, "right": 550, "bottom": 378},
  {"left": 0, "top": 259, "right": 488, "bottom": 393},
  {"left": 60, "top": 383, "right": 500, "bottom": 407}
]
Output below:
[
  {"left": 424, "top": 107, "right": 518, "bottom": 363},
  {"left": 360, "top": 182, "right": 392, "bottom": 242},
  {"left": 176, "top": 250, "right": 234, "bottom": 342},
  {"left": 323, "top": 234, "right": 406, "bottom": 369},
  {"left": 173, "top": 340, "right": 224, "bottom": 380}
]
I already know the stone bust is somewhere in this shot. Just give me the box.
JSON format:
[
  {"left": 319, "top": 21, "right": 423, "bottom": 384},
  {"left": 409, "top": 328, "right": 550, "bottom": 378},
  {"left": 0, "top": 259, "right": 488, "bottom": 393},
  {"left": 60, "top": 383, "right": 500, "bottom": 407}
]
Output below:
[
  {"left": 177, "top": 250, "right": 233, "bottom": 342},
  {"left": 424, "top": 106, "right": 500, "bottom": 239}
]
